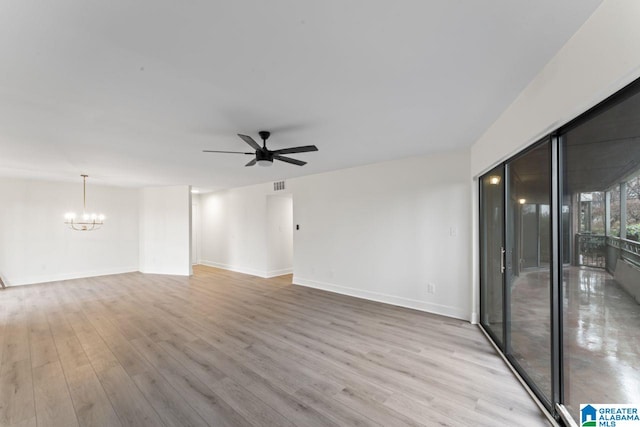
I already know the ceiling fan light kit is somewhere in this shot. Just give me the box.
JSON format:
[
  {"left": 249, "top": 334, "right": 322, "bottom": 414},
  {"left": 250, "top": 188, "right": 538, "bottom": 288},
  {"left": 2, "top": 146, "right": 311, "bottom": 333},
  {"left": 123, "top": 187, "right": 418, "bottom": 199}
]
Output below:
[
  {"left": 203, "top": 130, "right": 318, "bottom": 167},
  {"left": 256, "top": 147, "right": 273, "bottom": 167}
]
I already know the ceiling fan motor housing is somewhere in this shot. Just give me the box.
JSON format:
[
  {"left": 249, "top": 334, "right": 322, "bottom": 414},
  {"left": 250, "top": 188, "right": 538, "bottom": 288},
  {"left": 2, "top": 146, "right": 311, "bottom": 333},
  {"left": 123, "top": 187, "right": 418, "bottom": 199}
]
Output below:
[{"left": 256, "top": 148, "right": 273, "bottom": 162}]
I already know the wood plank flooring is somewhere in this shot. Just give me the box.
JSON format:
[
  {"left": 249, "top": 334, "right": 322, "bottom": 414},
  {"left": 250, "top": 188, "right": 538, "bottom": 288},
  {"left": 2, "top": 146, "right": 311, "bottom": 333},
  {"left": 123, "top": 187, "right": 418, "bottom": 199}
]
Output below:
[{"left": 0, "top": 266, "right": 550, "bottom": 426}]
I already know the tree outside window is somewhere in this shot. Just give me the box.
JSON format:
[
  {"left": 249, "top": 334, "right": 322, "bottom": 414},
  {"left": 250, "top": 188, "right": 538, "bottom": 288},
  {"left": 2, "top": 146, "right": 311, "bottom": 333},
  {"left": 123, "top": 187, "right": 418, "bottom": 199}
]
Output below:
[{"left": 627, "top": 176, "right": 640, "bottom": 241}]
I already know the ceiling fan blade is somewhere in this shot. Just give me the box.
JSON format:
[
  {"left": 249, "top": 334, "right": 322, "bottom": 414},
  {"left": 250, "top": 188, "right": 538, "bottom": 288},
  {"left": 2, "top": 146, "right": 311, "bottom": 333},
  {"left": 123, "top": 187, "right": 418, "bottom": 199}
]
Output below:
[
  {"left": 271, "top": 145, "right": 318, "bottom": 155},
  {"left": 238, "top": 134, "right": 262, "bottom": 151},
  {"left": 245, "top": 158, "right": 257, "bottom": 167},
  {"left": 274, "top": 155, "right": 306, "bottom": 166},
  {"left": 203, "top": 150, "right": 254, "bottom": 154}
]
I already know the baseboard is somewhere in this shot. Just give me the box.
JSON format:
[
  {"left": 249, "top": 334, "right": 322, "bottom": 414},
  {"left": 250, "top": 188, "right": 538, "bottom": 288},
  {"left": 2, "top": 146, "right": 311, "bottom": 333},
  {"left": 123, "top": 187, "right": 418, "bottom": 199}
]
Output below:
[
  {"left": 3, "top": 266, "right": 140, "bottom": 287},
  {"left": 265, "top": 268, "right": 293, "bottom": 278},
  {"left": 138, "top": 269, "right": 191, "bottom": 276},
  {"left": 293, "top": 276, "right": 470, "bottom": 321},
  {"left": 199, "top": 260, "right": 269, "bottom": 278}
]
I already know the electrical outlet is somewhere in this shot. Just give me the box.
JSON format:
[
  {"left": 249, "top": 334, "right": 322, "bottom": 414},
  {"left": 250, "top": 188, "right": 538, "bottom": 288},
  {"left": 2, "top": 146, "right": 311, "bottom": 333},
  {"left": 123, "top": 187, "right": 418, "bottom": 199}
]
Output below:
[{"left": 427, "top": 283, "right": 435, "bottom": 294}]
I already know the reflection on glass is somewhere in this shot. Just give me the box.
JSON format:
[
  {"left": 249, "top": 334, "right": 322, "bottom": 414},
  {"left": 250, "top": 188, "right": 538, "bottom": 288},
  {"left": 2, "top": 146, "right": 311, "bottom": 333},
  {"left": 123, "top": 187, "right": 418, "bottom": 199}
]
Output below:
[
  {"left": 480, "top": 166, "right": 505, "bottom": 346},
  {"left": 561, "top": 87, "right": 640, "bottom": 421},
  {"left": 506, "top": 141, "right": 552, "bottom": 402}
]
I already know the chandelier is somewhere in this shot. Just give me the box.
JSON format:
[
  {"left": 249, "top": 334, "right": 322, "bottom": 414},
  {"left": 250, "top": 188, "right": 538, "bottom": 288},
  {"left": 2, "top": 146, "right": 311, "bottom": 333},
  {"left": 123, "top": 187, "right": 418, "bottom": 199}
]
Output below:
[{"left": 64, "top": 175, "right": 105, "bottom": 231}]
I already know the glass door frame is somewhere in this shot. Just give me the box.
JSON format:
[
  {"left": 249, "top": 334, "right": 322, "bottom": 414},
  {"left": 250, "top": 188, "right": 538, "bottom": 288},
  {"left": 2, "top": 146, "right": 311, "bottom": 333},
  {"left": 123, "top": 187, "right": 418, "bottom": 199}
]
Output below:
[
  {"left": 479, "top": 165, "right": 506, "bottom": 350},
  {"left": 478, "top": 136, "right": 563, "bottom": 418},
  {"left": 551, "top": 134, "right": 563, "bottom": 411}
]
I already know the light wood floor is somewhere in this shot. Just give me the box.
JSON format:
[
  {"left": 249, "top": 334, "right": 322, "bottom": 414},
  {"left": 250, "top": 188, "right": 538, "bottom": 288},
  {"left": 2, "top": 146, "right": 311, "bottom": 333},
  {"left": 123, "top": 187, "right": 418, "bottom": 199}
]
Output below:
[{"left": 0, "top": 265, "right": 550, "bottom": 427}]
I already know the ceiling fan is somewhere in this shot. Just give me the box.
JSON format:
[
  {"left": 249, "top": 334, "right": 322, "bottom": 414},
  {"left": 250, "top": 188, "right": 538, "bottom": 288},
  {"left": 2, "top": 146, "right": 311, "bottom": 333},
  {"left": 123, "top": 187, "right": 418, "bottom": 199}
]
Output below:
[{"left": 203, "top": 131, "right": 318, "bottom": 167}]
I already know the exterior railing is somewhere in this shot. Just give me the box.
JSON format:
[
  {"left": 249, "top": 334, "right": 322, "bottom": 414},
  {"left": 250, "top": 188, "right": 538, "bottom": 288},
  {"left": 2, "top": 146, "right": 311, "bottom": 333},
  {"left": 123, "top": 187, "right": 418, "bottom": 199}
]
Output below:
[{"left": 606, "top": 236, "right": 640, "bottom": 268}]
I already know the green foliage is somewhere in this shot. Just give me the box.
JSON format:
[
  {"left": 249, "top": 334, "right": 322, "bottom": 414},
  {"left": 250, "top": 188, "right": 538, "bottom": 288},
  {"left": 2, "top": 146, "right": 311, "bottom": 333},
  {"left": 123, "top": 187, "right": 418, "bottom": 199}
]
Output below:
[{"left": 627, "top": 223, "right": 640, "bottom": 242}]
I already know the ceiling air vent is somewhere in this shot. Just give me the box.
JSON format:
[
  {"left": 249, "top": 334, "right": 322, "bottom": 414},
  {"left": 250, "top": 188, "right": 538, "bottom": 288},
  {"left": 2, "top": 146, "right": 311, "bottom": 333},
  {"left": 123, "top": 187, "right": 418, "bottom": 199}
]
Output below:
[{"left": 273, "top": 180, "right": 285, "bottom": 191}]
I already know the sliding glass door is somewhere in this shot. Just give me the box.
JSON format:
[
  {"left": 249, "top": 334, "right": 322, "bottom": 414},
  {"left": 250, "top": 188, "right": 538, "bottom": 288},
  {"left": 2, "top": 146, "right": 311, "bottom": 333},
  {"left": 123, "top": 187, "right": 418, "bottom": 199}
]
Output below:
[
  {"left": 479, "top": 77, "right": 640, "bottom": 425},
  {"left": 480, "top": 140, "right": 554, "bottom": 407},
  {"left": 505, "top": 141, "right": 553, "bottom": 405},
  {"left": 559, "top": 83, "right": 640, "bottom": 421}
]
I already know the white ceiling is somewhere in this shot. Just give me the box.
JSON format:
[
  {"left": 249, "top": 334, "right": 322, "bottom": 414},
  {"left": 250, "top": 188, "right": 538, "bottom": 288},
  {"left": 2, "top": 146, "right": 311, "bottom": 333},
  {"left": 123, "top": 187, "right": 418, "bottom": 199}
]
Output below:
[{"left": 0, "top": 1, "right": 602, "bottom": 191}]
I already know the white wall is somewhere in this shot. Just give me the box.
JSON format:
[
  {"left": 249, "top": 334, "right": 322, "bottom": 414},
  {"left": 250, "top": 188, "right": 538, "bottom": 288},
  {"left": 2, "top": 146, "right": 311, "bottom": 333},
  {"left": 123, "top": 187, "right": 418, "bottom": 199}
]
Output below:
[
  {"left": 0, "top": 177, "right": 139, "bottom": 285},
  {"left": 199, "top": 183, "right": 272, "bottom": 277},
  {"left": 139, "top": 186, "right": 192, "bottom": 275},
  {"left": 290, "top": 150, "right": 472, "bottom": 320},
  {"left": 472, "top": 1, "right": 640, "bottom": 176},
  {"left": 199, "top": 191, "right": 230, "bottom": 269},
  {"left": 192, "top": 195, "right": 201, "bottom": 265},
  {"left": 266, "top": 194, "right": 293, "bottom": 277}
]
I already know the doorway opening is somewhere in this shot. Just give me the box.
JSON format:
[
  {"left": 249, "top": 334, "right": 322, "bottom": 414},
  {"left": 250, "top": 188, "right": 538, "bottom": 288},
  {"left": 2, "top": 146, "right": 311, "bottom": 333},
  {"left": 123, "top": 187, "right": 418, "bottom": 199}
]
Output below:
[{"left": 266, "top": 194, "right": 293, "bottom": 278}]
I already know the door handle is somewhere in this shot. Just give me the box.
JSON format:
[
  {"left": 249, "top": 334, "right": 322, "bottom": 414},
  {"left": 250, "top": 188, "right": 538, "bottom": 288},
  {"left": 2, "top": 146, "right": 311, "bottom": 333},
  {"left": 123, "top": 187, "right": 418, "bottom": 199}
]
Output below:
[{"left": 500, "top": 247, "right": 506, "bottom": 273}]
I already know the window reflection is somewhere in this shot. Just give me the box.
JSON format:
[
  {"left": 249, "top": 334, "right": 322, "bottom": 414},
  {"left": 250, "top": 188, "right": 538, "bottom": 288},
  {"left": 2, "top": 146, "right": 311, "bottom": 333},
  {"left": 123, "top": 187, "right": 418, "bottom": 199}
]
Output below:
[
  {"left": 507, "top": 141, "right": 552, "bottom": 402},
  {"left": 561, "top": 87, "right": 640, "bottom": 420}
]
